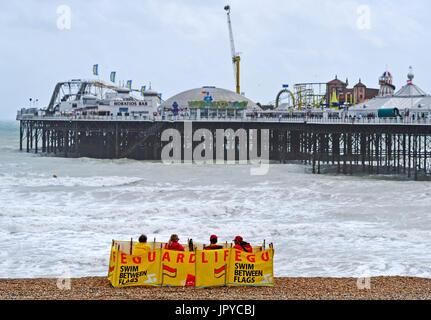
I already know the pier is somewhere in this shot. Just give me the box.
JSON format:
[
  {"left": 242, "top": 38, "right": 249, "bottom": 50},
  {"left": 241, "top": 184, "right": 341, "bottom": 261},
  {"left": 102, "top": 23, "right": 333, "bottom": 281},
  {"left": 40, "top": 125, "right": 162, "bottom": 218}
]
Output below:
[{"left": 17, "top": 115, "right": 431, "bottom": 180}]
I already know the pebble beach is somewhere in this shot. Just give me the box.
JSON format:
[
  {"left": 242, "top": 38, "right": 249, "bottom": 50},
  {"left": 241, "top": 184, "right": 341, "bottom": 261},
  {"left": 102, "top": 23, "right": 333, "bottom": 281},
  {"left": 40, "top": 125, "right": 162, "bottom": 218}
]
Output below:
[{"left": 1, "top": 276, "right": 430, "bottom": 300}]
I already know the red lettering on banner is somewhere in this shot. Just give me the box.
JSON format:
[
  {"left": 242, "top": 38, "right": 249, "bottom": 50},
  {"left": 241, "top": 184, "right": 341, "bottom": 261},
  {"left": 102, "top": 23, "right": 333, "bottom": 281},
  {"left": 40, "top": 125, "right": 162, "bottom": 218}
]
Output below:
[
  {"left": 201, "top": 252, "right": 208, "bottom": 263},
  {"left": 121, "top": 253, "right": 127, "bottom": 264},
  {"left": 215, "top": 251, "right": 218, "bottom": 263},
  {"left": 246, "top": 255, "right": 256, "bottom": 263},
  {"left": 132, "top": 257, "right": 142, "bottom": 264},
  {"left": 148, "top": 251, "right": 156, "bottom": 262},
  {"left": 112, "top": 251, "right": 116, "bottom": 261},
  {"left": 189, "top": 253, "right": 195, "bottom": 263},
  {"left": 235, "top": 250, "right": 242, "bottom": 262},
  {"left": 224, "top": 250, "right": 229, "bottom": 262},
  {"left": 177, "top": 253, "right": 184, "bottom": 263},
  {"left": 261, "top": 251, "right": 270, "bottom": 261},
  {"left": 162, "top": 251, "right": 171, "bottom": 262}
]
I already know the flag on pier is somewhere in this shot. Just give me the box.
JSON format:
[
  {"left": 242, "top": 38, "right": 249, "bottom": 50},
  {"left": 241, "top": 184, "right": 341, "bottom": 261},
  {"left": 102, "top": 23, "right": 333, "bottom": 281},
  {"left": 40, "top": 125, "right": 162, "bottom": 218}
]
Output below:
[
  {"left": 126, "top": 80, "right": 132, "bottom": 89},
  {"left": 141, "top": 86, "right": 146, "bottom": 96},
  {"left": 93, "top": 64, "right": 99, "bottom": 76},
  {"left": 110, "top": 72, "right": 116, "bottom": 83}
]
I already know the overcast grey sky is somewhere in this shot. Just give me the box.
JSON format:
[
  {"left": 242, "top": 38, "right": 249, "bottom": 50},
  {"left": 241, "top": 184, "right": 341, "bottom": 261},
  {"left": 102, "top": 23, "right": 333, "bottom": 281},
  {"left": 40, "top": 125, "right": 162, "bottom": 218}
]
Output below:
[{"left": 0, "top": 0, "right": 430, "bottom": 119}]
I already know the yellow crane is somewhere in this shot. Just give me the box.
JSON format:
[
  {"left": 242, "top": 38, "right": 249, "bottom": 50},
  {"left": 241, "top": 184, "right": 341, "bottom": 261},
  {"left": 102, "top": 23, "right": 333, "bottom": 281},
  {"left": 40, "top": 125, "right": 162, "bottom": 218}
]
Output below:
[{"left": 224, "top": 5, "right": 241, "bottom": 94}]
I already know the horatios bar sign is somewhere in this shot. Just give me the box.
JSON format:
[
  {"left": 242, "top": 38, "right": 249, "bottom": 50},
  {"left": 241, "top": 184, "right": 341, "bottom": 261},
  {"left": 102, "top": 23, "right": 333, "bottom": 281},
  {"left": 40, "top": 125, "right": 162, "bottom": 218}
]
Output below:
[{"left": 113, "top": 101, "right": 148, "bottom": 106}]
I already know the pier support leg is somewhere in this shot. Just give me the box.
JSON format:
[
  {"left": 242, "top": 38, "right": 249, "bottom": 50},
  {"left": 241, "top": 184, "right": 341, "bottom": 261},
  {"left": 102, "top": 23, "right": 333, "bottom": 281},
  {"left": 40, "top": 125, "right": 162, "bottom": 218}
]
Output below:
[
  {"left": 35, "top": 127, "right": 38, "bottom": 153},
  {"left": 317, "top": 133, "right": 321, "bottom": 174},
  {"left": 376, "top": 134, "right": 380, "bottom": 175},
  {"left": 30, "top": 122, "right": 33, "bottom": 151},
  {"left": 414, "top": 135, "right": 418, "bottom": 181},
  {"left": 408, "top": 134, "right": 411, "bottom": 178},
  {"left": 360, "top": 134, "right": 366, "bottom": 172},
  {"left": 26, "top": 122, "right": 30, "bottom": 153},
  {"left": 42, "top": 126, "right": 46, "bottom": 153},
  {"left": 115, "top": 123, "right": 119, "bottom": 158},
  {"left": 64, "top": 130, "right": 68, "bottom": 157},
  {"left": 19, "top": 121, "right": 23, "bottom": 151},
  {"left": 312, "top": 133, "right": 316, "bottom": 174}
]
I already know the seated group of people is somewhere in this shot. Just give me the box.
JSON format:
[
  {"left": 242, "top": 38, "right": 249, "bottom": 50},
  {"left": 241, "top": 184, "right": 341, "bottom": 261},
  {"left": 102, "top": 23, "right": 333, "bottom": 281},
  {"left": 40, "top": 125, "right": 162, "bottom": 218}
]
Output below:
[{"left": 132, "top": 234, "right": 253, "bottom": 256}]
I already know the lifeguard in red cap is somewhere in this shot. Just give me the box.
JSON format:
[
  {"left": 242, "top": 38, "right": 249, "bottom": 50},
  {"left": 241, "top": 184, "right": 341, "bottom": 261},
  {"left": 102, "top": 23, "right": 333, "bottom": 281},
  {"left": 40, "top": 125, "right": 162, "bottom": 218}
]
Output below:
[
  {"left": 232, "top": 236, "right": 252, "bottom": 253},
  {"left": 203, "top": 234, "right": 224, "bottom": 250}
]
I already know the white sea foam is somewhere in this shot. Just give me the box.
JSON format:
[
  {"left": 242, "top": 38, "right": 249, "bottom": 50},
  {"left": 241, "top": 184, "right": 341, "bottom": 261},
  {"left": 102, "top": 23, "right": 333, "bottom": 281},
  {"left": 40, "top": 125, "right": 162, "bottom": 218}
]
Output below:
[{"left": 1, "top": 121, "right": 431, "bottom": 278}]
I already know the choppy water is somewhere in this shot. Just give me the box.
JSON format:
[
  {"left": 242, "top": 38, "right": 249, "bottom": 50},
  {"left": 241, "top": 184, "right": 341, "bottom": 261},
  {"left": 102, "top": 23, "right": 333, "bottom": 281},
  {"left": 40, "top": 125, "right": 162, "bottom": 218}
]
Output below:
[{"left": 1, "top": 120, "right": 430, "bottom": 279}]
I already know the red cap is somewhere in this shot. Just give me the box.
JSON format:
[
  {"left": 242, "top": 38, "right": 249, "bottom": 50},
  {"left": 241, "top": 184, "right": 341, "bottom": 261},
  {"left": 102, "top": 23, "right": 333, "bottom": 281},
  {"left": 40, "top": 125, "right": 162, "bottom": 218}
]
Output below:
[
  {"left": 210, "top": 234, "right": 218, "bottom": 241},
  {"left": 233, "top": 236, "right": 243, "bottom": 242}
]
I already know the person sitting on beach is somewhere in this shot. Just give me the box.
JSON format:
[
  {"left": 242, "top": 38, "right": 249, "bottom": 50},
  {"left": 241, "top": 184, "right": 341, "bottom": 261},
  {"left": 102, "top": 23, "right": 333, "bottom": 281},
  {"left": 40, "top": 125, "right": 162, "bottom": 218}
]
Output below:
[
  {"left": 232, "top": 236, "right": 253, "bottom": 253},
  {"left": 132, "top": 234, "right": 152, "bottom": 256},
  {"left": 165, "top": 234, "right": 185, "bottom": 251},
  {"left": 204, "top": 234, "right": 224, "bottom": 250}
]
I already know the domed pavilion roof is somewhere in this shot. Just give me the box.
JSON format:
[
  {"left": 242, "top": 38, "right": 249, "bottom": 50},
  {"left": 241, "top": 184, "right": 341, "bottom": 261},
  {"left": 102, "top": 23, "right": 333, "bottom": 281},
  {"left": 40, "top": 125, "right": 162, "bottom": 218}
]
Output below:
[{"left": 160, "top": 86, "right": 259, "bottom": 110}]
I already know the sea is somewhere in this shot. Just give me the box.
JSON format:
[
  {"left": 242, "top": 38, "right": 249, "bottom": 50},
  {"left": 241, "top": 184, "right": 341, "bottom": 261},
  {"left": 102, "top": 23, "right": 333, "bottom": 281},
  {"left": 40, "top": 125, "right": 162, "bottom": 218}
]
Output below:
[{"left": 1, "top": 120, "right": 430, "bottom": 279}]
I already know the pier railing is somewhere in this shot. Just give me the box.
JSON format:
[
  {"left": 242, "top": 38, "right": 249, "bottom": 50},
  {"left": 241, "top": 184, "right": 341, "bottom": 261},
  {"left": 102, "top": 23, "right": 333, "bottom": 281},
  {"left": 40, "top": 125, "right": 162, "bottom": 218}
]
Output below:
[{"left": 17, "top": 113, "right": 431, "bottom": 126}]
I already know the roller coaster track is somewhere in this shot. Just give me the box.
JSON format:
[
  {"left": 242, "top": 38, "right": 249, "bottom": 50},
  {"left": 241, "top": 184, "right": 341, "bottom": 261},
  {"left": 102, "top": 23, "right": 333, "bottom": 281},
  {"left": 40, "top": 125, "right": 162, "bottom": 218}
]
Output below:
[
  {"left": 275, "top": 88, "right": 295, "bottom": 110},
  {"left": 47, "top": 82, "right": 66, "bottom": 111}
]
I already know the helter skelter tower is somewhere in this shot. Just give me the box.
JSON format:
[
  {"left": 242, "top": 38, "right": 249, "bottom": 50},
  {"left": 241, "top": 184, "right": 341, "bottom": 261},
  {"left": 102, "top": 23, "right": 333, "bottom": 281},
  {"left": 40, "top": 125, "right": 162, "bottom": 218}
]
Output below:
[{"left": 378, "top": 69, "right": 396, "bottom": 96}]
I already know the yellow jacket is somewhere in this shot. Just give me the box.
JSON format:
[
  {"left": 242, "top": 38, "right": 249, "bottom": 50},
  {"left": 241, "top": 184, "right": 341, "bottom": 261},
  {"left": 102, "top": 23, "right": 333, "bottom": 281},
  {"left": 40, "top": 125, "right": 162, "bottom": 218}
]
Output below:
[{"left": 132, "top": 242, "right": 152, "bottom": 256}]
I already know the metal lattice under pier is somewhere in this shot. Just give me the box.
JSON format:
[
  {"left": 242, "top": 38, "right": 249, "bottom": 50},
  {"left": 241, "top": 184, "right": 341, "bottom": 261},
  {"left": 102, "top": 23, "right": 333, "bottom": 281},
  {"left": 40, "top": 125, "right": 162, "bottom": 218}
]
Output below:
[{"left": 19, "top": 119, "right": 431, "bottom": 180}]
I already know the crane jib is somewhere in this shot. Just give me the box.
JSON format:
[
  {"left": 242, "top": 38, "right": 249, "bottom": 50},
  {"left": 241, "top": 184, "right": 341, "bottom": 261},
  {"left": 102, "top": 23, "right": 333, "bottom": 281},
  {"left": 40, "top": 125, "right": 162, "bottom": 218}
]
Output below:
[{"left": 224, "top": 6, "right": 241, "bottom": 94}]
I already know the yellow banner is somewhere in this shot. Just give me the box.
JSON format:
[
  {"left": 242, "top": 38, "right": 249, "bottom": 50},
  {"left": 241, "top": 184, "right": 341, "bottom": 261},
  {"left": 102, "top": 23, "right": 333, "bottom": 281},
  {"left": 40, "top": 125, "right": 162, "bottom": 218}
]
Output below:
[
  {"left": 195, "top": 249, "right": 231, "bottom": 288},
  {"left": 227, "top": 248, "right": 274, "bottom": 287},
  {"left": 110, "top": 249, "right": 162, "bottom": 287},
  {"left": 107, "top": 242, "right": 274, "bottom": 288},
  {"left": 160, "top": 250, "right": 196, "bottom": 287}
]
